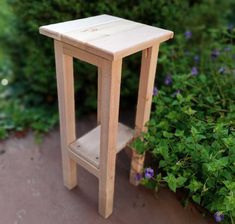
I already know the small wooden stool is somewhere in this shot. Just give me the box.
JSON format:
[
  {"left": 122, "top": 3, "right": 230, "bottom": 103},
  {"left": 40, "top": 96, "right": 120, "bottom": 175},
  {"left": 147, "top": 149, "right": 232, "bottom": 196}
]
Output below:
[{"left": 39, "top": 14, "right": 173, "bottom": 218}]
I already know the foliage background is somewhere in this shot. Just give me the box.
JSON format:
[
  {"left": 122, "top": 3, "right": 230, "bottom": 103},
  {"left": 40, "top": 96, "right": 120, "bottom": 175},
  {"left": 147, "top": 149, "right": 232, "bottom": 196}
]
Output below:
[
  {"left": 133, "top": 27, "right": 235, "bottom": 222},
  {"left": 0, "top": 0, "right": 234, "bottom": 139},
  {"left": 0, "top": 0, "right": 235, "bottom": 222}
]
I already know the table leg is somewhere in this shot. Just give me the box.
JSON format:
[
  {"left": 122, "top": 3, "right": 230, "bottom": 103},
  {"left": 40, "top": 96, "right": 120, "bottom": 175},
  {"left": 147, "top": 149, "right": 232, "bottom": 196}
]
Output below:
[
  {"left": 130, "top": 44, "right": 159, "bottom": 185},
  {"left": 97, "top": 67, "right": 102, "bottom": 124},
  {"left": 98, "top": 59, "right": 122, "bottom": 218},
  {"left": 54, "top": 40, "right": 77, "bottom": 190}
]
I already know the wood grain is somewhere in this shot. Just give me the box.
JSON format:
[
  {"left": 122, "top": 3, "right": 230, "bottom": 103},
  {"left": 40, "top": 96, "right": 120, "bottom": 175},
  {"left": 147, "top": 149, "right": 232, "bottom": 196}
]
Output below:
[
  {"left": 69, "top": 123, "right": 134, "bottom": 168},
  {"left": 130, "top": 45, "right": 159, "bottom": 186},
  {"left": 54, "top": 40, "right": 77, "bottom": 190},
  {"left": 40, "top": 15, "right": 173, "bottom": 218},
  {"left": 97, "top": 67, "right": 102, "bottom": 124},
  {"left": 40, "top": 14, "right": 173, "bottom": 60},
  {"left": 98, "top": 59, "right": 122, "bottom": 218}
]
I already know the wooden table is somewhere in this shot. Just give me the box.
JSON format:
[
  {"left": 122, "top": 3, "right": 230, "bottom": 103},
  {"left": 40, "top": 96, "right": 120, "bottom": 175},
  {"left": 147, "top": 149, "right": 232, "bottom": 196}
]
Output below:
[{"left": 39, "top": 14, "right": 173, "bottom": 218}]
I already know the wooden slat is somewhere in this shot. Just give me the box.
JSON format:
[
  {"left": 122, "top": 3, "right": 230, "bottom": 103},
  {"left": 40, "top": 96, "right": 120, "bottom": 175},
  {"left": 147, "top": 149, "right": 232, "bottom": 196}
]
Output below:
[
  {"left": 69, "top": 123, "right": 134, "bottom": 168},
  {"left": 68, "top": 148, "right": 99, "bottom": 178},
  {"left": 99, "top": 59, "right": 122, "bottom": 218},
  {"left": 97, "top": 67, "right": 102, "bottom": 124},
  {"left": 63, "top": 42, "right": 106, "bottom": 67},
  {"left": 54, "top": 40, "right": 77, "bottom": 190},
  {"left": 86, "top": 25, "right": 172, "bottom": 60},
  {"left": 62, "top": 19, "right": 142, "bottom": 49},
  {"left": 130, "top": 45, "right": 159, "bottom": 186},
  {"left": 39, "top": 14, "right": 120, "bottom": 40},
  {"left": 40, "top": 14, "right": 174, "bottom": 61},
  {"left": 40, "top": 14, "right": 173, "bottom": 219}
]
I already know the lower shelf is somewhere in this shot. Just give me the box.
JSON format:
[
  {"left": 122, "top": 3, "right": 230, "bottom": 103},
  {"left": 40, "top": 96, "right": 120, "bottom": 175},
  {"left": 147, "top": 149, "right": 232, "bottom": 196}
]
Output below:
[{"left": 69, "top": 123, "right": 134, "bottom": 169}]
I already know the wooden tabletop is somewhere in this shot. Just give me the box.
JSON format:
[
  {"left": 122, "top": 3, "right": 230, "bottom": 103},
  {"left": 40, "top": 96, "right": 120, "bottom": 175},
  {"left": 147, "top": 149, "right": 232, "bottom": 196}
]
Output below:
[{"left": 39, "top": 14, "right": 173, "bottom": 60}]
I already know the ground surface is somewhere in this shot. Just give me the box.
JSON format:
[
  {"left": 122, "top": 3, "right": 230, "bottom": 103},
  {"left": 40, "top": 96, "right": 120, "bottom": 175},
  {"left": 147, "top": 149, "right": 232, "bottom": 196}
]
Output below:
[{"left": 0, "top": 114, "right": 211, "bottom": 224}]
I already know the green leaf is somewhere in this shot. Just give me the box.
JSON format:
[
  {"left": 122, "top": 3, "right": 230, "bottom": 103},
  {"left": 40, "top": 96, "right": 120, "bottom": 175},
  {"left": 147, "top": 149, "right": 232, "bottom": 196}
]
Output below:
[
  {"left": 164, "top": 174, "right": 177, "bottom": 192},
  {"left": 183, "top": 107, "right": 197, "bottom": 116},
  {"left": 166, "top": 111, "right": 179, "bottom": 120},
  {"left": 156, "top": 173, "right": 162, "bottom": 181},
  {"left": 163, "top": 131, "right": 173, "bottom": 138},
  {"left": 192, "top": 194, "right": 201, "bottom": 204},
  {"left": 153, "top": 142, "right": 169, "bottom": 159},
  {"left": 191, "top": 126, "right": 199, "bottom": 136},
  {"left": 175, "top": 130, "right": 184, "bottom": 137},
  {"left": 141, "top": 179, "right": 157, "bottom": 190},
  {"left": 188, "top": 180, "right": 203, "bottom": 192},
  {"left": 177, "top": 176, "right": 187, "bottom": 187},
  {"left": 131, "top": 138, "right": 145, "bottom": 154},
  {"left": 205, "top": 157, "right": 229, "bottom": 172},
  {"left": 0, "top": 128, "right": 8, "bottom": 139}
]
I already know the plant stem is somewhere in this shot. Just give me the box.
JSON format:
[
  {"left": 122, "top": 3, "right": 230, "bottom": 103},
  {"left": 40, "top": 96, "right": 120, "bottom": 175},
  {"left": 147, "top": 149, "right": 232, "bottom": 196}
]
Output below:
[{"left": 230, "top": 214, "right": 234, "bottom": 224}]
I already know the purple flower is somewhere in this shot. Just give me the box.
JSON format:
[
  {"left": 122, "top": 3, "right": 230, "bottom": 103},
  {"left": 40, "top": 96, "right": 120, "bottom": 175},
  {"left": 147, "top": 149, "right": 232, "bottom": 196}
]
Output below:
[
  {"left": 144, "top": 167, "right": 154, "bottom": 179},
  {"left": 153, "top": 87, "right": 158, "bottom": 96},
  {"left": 191, "top": 67, "right": 198, "bottom": 76},
  {"left": 218, "top": 67, "right": 225, "bottom": 74},
  {"left": 194, "top": 55, "right": 200, "bottom": 63},
  {"left": 135, "top": 173, "right": 143, "bottom": 181},
  {"left": 211, "top": 49, "right": 220, "bottom": 59},
  {"left": 214, "top": 212, "right": 224, "bottom": 223},
  {"left": 164, "top": 75, "right": 172, "bottom": 85},
  {"left": 184, "top": 30, "right": 192, "bottom": 39}
]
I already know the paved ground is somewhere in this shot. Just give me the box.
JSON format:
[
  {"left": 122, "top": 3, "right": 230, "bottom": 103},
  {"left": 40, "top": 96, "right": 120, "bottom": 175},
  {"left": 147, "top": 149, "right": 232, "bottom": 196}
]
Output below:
[{"left": 0, "top": 114, "right": 211, "bottom": 224}]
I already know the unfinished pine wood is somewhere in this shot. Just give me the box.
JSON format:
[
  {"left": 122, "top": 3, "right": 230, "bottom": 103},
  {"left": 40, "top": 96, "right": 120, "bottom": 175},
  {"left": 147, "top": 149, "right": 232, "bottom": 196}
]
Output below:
[
  {"left": 54, "top": 40, "right": 77, "bottom": 190},
  {"left": 68, "top": 148, "right": 99, "bottom": 178},
  {"left": 86, "top": 25, "right": 172, "bottom": 60},
  {"left": 40, "top": 15, "right": 173, "bottom": 219},
  {"left": 99, "top": 59, "right": 122, "bottom": 218},
  {"left": 39, "top": 15, "right": 120, "bottom": 40},
  {"left": 64, "top": 19, "right": 141, "bottom": 43},
  {"left": 130, "top": 45, "right": 159, "bottom": 186},
  {"left": 69, "top": 123, "right": 134, "bottom": 168},
  {"left": 97, "top": 67, "right": 102, "bottom": 124},
  {"left": 63, "top": 42, "right": 106, "bottom": 67},
  {"left": 39, "top": 14, "right": 173, "bottom": 61}
]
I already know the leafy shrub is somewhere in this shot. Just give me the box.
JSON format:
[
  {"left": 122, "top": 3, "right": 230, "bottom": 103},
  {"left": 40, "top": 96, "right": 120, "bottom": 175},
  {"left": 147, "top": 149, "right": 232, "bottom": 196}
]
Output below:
[
  {"left": 0, "top": 0, "right": 233, "bottom": 139},
  {"left": 133, "top": 26, "right": 235, "bottom": 223}
]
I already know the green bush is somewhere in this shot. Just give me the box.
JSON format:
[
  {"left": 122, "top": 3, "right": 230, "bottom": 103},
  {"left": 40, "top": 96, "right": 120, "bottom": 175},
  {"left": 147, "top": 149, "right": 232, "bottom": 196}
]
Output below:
[
  {"left": 133, "top": 26, "right": 235, "bottom": 223},
  {"left": 0, "top": 0, "right": 234, "bottom": 222},
  {"left": 0, "top": 0, "right": 233, "bottom": 138}
]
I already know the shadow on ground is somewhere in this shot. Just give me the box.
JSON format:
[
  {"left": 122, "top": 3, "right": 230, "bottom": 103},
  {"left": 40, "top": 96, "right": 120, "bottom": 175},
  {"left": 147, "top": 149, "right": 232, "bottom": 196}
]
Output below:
[{"left": 0, "top": 114, "right": 211, "bottom": 224}]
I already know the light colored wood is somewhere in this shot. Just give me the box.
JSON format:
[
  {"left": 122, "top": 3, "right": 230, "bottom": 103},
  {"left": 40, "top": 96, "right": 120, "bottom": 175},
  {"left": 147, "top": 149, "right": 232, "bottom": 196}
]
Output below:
[
  {"left": 69, "top": 123, "right": 134, "bottom": 168},
  {"left": 135, "top": 45, "right": 159, "bottom": 133},
  {"left": 63, "top": 42, "right": 106, "bottom": 67},
  {"left": 40, "top": 15, "right": 173, "bottom": 219},
  {"left": 130, "top": 45, "right": 159, "bottom": 186},
  {"left": 39, "top": 14, "right": 173, "bottom": 61},
  {"left": 99, "top": 59, "right": 122, "bottom": 218},
  {"left": 54, "top": 40, "right": 77, "bottom": 190},
  {"left": 64, "top": 19, "right": 141, "bottom": 44},
  {"left": 39, "top": 15, "right": 120, "bottom": 40},
  {"left": 68, "top": 148, "right": 99, "bottom": 178},
  {"left": 97, "top": 67, "right": 102, "bottom": 124},
  {"left": 86, "top": 25, "right": 172, "bottom": 60}
]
